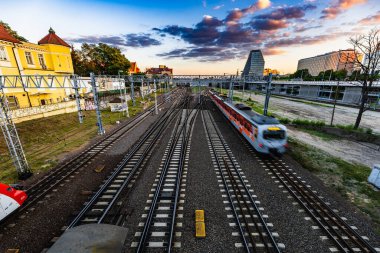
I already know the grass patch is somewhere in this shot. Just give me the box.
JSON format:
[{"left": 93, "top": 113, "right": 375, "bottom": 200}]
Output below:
[
  {"left": 336, "top": 124, "right": 374, "bottom": 135},
  {"left": 288, "top": 138, "right": 380, "bottom": 235},
  {"left": 0, "top": 95, "right": 155, "bottom": 184},
  {"left": 292, "top": 118, "right": 326, "bottom": 127}
]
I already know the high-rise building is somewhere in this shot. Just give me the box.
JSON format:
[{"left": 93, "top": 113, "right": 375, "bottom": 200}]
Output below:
[
  {"left": 297, "top": 50, "right": 361, "bottom": 76},
  {"left": 242, "top": 50, "right": 265, "bottom": 78}
]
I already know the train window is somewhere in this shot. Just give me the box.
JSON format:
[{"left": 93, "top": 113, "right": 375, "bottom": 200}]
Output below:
[
  {"left": 254, "top": 128, "right": 258, "bottom": 138},
  {"left": 263, "top": 130, "right": 285, "bottom": 140}
]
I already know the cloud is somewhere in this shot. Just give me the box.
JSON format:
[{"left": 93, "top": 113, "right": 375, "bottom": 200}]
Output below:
[
  {"left": 321, "top": 0, "right": 367, "bottom": 19},
  {"left": 66, "top": 33, "right": 161, "bottom": 48},
  {"left": 225, "top": 0, "right": 271, "bottom": 25},
  {"left": 124, "top": 33, "right": 161, "bottom": 47},
  {"left": 213, "top": 4, "right": 224, "bottom": 10},
  {"left": 249, "top": 4, "right": 316, "bottom": 31},
  {"left": 157, "top": 47, "right": 242, "bottom": 61},
  {"left": 262, "top": 48, "right": 286, "bottom": 55},
  {"left": 251, "top": 19, "right": 288, "bottom": 30},
  {"left": 359, "top": 10, "right": 380, "bottom": 25},
  {"left": 202, "top": 0, "right": 207, "bottom": 8},
  {"left": 154, "top": 15, "right": 223, "bottom": 45},
  {"left": 255, "top": 4, "right": 316, "bottom": 20}
]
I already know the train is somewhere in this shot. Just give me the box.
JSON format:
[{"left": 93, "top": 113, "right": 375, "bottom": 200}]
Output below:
[
  {"left": 0, "top": 183, "right": 28, "bottom": 221},
  {"left": 209, "top": 91, "right": 288, "bottom": 154}
]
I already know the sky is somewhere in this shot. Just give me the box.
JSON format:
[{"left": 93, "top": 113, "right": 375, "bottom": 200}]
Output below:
[{"left": 0, "top": 0, "right": 379, "bottom": 75}]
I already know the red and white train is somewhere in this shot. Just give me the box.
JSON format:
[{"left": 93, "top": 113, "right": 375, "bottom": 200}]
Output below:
[
  {"left": 210, "top": 91, "right": 288, "bottom": 154},
  {"left": 0, "top": 183, "right": 27, "bottom": 221}
]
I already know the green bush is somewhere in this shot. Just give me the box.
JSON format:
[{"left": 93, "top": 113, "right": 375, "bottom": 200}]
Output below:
[
  {"left": 279, "top": 117, "right": 291, "bottom": 124},
  {"left": 292, "top": 118, "right": 325, "bottom": 127},
  {"left": 336, "top": 124, "right": 374, "bottom": 135}
]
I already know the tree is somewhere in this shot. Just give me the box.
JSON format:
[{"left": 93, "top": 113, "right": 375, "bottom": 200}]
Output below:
[
  {"left": 348, "top": 28, "right": 380, "bottom": 129},
  {"left": 0, "top": 21, "right": 28, "bottom": 42},
  {"left": 71, "top": 43, "right": 131, "bottom": 76},
  {"left": 333, "top": 69, "right": 347, "bottom": 80}
]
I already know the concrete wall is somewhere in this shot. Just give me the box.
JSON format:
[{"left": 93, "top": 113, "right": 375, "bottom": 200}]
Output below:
[{"left": 12, "top": 100, "right": 84, "bottom": 123}]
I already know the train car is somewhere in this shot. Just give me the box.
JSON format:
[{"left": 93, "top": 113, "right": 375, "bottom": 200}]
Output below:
[
  {"left": 0, "top": 183, "right": 28, "bottom": 221},
  {"left": 210, "top": 91, "right": 287, "bottom": 154}
]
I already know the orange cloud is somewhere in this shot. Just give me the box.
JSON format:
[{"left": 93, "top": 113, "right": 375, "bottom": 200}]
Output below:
[
  {"left": 359, "top": 11, "right": 380, "bottom": 25},
  {"left": 321, "top": 0, "right": 367, "bottom": 19}
]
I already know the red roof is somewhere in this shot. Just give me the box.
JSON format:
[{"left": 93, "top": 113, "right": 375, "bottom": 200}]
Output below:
[
  {"left": 0, "top": 24, "right": 20, "bottom": 43},
  {"left": 38, "top": 28, "right": 70, "bottom": 47}
]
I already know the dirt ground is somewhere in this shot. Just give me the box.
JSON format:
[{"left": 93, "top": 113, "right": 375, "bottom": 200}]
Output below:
[
  {"left": 287, "top": 127, "right": 380, "bottom": 168},
  {"left": 236, "top": 91, "right": 380, "bottom": 134}
]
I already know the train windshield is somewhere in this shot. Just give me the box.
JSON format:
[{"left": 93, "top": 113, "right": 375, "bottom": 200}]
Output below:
[{"left": 263, "top": 130, "right": 285, "bottom": 140}]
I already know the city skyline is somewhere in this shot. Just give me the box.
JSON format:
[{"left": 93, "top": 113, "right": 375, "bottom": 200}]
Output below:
[{"left": 1, "top": 0, "right": 379, "bottom": 75}]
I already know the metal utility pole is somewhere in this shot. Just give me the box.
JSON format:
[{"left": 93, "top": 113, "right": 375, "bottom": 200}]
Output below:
[
  {"left": 330, "top": 80, "right": 340, "bottom": 126},
  {"left": 198, "top": 75, "right": 201, "bottom": 104},
  {"left": 228, "top": 76, "right": 234, "bottom": 102},
  {"left": 118, "top": 72, "right": 126, "bottom": 117},
  {"left": 141, "top": 78, "right": 145, "bottom": 100},
  {"left": 0, "top": 78, "right": 32, "bottom": 179},
  {"left": 91, "top": 73, "right": 105, "bottom": 135},
  {"left": 131, "top": 78, "right": 136, "bottom": 107},
  {"left": 154, "top": 79, "right": 158, "bottom": 115},
  {"left": 122, "top": 77, "right": 129, "bottom": 118},
  {"left": 330, "top": 50, "right": 342, "bottom": 125},
  {"left": 263, "top": 73, "right": 272, "bottom": 116},
  {"left": 73, "top": 75, "right": 84, "bottom": 124}
]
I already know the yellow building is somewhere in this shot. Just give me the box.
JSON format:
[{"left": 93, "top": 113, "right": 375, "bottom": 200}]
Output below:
[{"left": 0, "top": 26, "right": 74, "bottom": 108}]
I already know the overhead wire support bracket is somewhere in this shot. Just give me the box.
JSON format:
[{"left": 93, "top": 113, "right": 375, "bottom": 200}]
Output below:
[
  {"left": 90, "top": 73, "right": 105, "bottom": 135},
  {"left": 0, "top": 75, "right": 32, "bottom": 179}
]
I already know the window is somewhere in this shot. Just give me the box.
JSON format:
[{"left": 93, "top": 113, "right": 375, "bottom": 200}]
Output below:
[
  {"left": 38, "top": 54, "right": 46, "bottom": 69},
  {"left": 25, "top": 52, "right": 33, "bottom": 65},
  {"left": 263, "top": 130, "right": 285, "bottom": 140},
  {"left": 0, "top": 46, "right": 7, "bottom": 61}
]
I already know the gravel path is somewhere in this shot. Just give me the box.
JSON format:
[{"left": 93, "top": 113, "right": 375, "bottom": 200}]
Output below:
[
  {"left": 181, "top": 111, "right": 237, "bottom": 252},
  {"left": 235, "top": 91, "right": 380, "bottom": 134},
  {"left": 208, "top": 97, "right": 380, "bottom": 252},
  {"left": 0, "top": 100, "right": 174, "bottom": 253},
  {"left": 287, "top": 127, "right": 380, "bottom": 168}
]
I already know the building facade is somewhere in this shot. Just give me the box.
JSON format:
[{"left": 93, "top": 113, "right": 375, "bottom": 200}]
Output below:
[
  {"left": 0, "top": 26, "right": 74, "bottom": 108},
  {"left": 242, "top": 50, "right": 265, "bottom": 78},
  {"left": 145, "top": 65, "right": 173, "bottom": 77},
  {"left": 244, "top": 80, "right": 380, "bottom": 106},
  {"left": 297, "top": 50, "right": 361, "bottom": 77}
]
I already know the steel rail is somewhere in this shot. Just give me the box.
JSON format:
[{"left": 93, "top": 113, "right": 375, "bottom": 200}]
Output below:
[
  {"left": 201, "top": 105, "right": 252, "bottom": 252},
  {"left": 0, "top": 92, "right": 179, "bottom": 228},
  {"left": 203, "top": 99, "right": 281, "bottom": 252},
  {"left": 67, "top": 94, "right": 187, "bottom": 228},
  {"left": 98, "top": 96, "right": 190, "bottom": 224},
  {"left": 136, "top": 97, "right": 196, "bottom": 252},
  {"left": 263, "top": 157, "right": 377, "bottom": 253},
  {"left": 222, "top": 157, "right": 272, "bottom": 252}
]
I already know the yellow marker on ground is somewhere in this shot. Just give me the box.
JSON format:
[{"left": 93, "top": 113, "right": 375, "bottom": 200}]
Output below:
[
  {"left": 196, "top": 222, "right": 206, "bottom": 238},
  {"left": 195, "top": 210, "right": 204, "bottom": 222},
  {"left": 195, "top": 210, "right": 206, "bottom": 238}
]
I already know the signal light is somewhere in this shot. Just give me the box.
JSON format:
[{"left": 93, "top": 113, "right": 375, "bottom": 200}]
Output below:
[{"left": 258, "top": 143, "right": 264, "bottom": 148}]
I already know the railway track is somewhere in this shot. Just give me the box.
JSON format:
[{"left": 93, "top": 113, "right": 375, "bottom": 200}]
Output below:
[
  {"left": 67, "top": 93, "right": 189, "bottom": 228},
  {"left": 0, "top": 90, "right": 180, "bottom": 226},
  {"left": 259, "top": 156, "right": 379, "bottom": 253},
  {"left": 207, "top": 94, "right": 379, "bottom": 253},
  {"left": 132, "top": 100, "right": 198, "bottom": 252},
  {"left": 201, "top": 101, "right": 283, "bottom": 253}
]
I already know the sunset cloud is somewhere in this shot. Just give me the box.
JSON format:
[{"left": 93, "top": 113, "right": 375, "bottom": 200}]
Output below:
[
  {"left": 321, "top": 0, "right": 367, "bottom": 19},
  {"left": 359, "top": 11, "right": 380, "bottom": 25}
]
